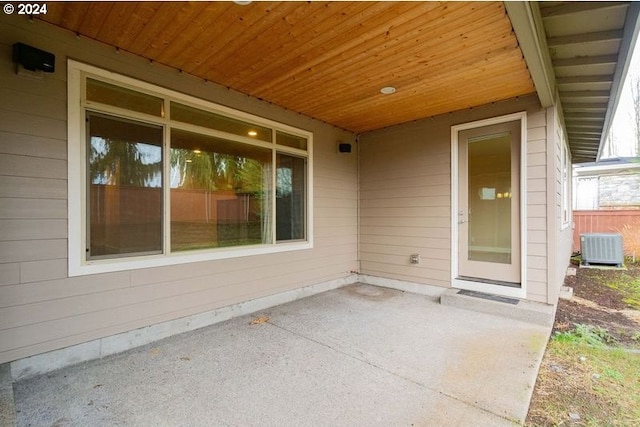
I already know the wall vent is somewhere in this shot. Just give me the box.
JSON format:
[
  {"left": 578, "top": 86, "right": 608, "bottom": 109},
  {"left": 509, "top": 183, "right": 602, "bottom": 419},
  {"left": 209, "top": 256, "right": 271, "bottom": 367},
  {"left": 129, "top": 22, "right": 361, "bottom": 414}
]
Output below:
[{"left": 580, "top": 233, "right": 624, "bottom": 267}]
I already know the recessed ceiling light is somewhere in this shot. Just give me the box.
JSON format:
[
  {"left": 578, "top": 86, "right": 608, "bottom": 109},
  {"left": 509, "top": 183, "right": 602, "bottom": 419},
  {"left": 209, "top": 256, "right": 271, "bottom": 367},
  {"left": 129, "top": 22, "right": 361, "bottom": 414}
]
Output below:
[
  {"left": 193, "top": 149, "right": 201, "bottom": 154},
  {"left": 186, "top": 159, "right": 193, "bottom": 163},
  {"left": 380, "top": 86, "right": 396, "bottom": 95},
  {"left": 248, "top": 130, "right": 258, "bottom": 137},
  {"left": 234, "top": 1, "right": 252, "bottom": 5}
]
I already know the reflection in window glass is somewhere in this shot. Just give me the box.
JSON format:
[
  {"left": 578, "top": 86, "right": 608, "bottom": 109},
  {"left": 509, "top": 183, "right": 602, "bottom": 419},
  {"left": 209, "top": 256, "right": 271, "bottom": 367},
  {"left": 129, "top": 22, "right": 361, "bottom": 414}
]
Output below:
[
  {"left": 276, "top": 154, "right": 306, "bottom": 241},
  {"left": 468, "top": 134, "right": 511, "bottom": 264},
  {"left": 87, "top": 79, "right": 163, "bottom": 117},
  {"left": 171, "top": 102, "right": 272, "bottom": 142},
  {"left": 170, "top": 129, "right": 272, "bottom": 250},
  {"left": 87, "top": 113, "right": 163, "bottom": 258},
  {"left": 276, "top": 131, "right": 307, "bottom": 150}
]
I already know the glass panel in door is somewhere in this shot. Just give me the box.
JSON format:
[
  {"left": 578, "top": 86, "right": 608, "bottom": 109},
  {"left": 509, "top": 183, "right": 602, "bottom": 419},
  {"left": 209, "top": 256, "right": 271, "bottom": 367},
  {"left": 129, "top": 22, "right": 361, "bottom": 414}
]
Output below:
[{"left": 458, "top": 120, "right": 521, "bottom": 285}]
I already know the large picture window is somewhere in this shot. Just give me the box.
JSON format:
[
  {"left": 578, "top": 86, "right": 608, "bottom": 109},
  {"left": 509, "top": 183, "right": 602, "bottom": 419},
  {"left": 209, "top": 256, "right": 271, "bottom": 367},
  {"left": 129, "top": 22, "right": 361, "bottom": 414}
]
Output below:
[{"left": 68, "top": 61, "right": 312, "bottom": 275}]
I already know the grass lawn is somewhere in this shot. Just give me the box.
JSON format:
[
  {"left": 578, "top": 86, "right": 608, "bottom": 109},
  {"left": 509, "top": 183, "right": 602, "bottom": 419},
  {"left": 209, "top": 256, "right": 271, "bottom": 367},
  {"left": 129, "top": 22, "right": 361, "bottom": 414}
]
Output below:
[
  {"left": 526, "top": 263, "right": 640, "bottom": 426},
  {"left": 527, "top": 333, "right": 640, "bottom": 426}
]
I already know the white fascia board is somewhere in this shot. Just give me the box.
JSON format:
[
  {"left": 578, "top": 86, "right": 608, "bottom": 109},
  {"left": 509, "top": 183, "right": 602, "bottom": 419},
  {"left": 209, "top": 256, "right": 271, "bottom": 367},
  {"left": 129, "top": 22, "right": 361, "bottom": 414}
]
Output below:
[
  {"left": 574, "top": 162, "right": 640, "bottom": 175},
  {"left": 505, "top": 1, "right": 556, "bottom": 108}
]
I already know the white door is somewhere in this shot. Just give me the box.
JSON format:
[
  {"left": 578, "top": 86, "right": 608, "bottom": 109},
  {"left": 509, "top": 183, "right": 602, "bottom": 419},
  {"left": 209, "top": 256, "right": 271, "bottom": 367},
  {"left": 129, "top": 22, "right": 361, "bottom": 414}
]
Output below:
[{"left": 457, "top": 120, "right": 521, "bottom": 286}]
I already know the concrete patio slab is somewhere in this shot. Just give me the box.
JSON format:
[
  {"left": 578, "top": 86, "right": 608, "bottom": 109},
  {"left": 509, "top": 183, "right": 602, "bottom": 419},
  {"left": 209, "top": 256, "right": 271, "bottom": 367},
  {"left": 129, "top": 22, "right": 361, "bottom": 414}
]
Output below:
[{"left": 13, "top": 284, "right": 551, "bottom": 426}]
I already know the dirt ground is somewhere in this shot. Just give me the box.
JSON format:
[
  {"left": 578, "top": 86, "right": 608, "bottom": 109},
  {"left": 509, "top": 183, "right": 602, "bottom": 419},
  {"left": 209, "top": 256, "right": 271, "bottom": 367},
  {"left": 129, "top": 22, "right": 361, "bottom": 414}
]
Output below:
[{"left": 555, "top": 265, "right": 640, "bottom": 347}]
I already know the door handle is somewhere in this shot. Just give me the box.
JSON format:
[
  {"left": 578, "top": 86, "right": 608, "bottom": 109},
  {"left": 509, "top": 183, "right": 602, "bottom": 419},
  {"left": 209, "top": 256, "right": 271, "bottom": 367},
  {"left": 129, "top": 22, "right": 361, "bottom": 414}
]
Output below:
[{"left": 458, "top": 211, "right": 466, "bottom": 224}]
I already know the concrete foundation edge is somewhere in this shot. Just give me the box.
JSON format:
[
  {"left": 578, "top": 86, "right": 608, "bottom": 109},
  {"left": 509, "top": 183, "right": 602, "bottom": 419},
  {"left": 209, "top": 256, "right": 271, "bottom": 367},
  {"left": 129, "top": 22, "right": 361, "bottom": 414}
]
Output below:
[
  {"left": 358, "top": 274, "right": 447, "bottom": 299},
  {"left": 10, "top": 274, "right": 359, "bottom": 382}
]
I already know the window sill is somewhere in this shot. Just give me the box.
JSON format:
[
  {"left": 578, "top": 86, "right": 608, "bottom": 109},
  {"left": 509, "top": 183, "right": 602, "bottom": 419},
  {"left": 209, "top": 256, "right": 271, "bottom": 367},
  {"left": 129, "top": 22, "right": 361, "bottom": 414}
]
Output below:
[{"left": 69, "top": 241, "right": 312, "bottom": 277}]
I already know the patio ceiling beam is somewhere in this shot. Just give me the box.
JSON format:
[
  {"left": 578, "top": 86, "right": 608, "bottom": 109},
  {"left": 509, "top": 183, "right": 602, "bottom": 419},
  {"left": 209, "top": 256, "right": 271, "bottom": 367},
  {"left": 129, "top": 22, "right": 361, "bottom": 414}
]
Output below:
[
  {"left": 559, "top": 90, "right": 610, "bottom": 99},
  {"left": 571, "top": 147, "right": 600, "bottom": 153},
  {"left": 552, "top": 54, "right": 618, "bottom": 68},
  {"left": 564, "top": 112, "right": 609, "bottom": 120},
  {"left": 571, "top": 148, "right": 600, "bottom": 154},
  {"left": 563, "top": 103, "right": 608, "bottom": 111},
  {"left": 505, "top": 1, "right": 555, "bottom": 108},
  {"left": 570, "top": 139, "right": 601, "bottom": 145},
  {"left": 565, "top": 121, "right": 604, "bottom": 127},
  {"left": 567, "top": 129, "right": 603, "bottom": 135},
  {"left": 566, "top": 125, "right": 603, "bottom": 132},
  {"left": 556, "top": 75, "right": 614, "bottom": 84},
  {"left": 566, "top": 129, "right": 603, "bottom": 135},
  {"left": 547, "top": 30, "right": 624, "bottom": 47},
  {"left": 540, "top": 2, "right": 627, "bottom": 18}
]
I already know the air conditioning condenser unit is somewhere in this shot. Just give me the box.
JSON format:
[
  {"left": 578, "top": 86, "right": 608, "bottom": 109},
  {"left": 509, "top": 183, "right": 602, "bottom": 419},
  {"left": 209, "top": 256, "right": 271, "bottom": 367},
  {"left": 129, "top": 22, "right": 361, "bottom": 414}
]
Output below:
[{"left": 580, "top": 233, "right": 624, "bottom": 267}]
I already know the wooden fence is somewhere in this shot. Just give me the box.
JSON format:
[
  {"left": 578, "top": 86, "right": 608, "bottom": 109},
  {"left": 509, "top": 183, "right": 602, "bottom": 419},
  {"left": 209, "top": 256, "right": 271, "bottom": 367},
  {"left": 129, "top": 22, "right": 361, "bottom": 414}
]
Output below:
[{"left": 573, "top": 210, "right": 640, "bottom": 255}]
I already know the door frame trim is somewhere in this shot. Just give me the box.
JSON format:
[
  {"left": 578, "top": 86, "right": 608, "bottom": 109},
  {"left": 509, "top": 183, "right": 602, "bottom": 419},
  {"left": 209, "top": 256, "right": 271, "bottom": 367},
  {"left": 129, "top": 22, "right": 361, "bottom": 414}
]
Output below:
[{"left": 451, "top": 112, "right": 527, "bottom": 299}]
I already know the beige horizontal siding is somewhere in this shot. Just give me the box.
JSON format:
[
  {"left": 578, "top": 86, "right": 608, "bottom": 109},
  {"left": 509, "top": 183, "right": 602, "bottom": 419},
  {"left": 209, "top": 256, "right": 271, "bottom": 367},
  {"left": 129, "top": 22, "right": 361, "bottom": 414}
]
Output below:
[
  {"left": 0, "top": 108, "right": 66, "bottom": 140},
  {"left": 0, "top": 247, "right": 356, "bottom": 332},
  {"left": 360, "top": 265, "right": 450, "bottom": 288},
  {"left": 0, "top": 259, "right": 355, "bottom": 361},
  {"left": 524, "top": 107, "right": 547, "bottom": 303},
  {"left": 527, "top": 178, "right": 547, "bottom": 193},
  {"left": 527, "top": 165, "right": 546, "bottom": 179},
  {"left": 360, "top": 226, "right": 450, "bottom": 239},
  {"left": 0, "top": 86, "right": 67, "bottom": 121},
  {"left": 0, "top": 240, "right": 67, "bottom": 264},
  {"left": 0, "top": 176, "right": 66, "bottom": 199},
  {"left": 0, "top": 219, "right": 67, "bottom": 241},
  {"left": 360, "top": 216, "right": 449, "bottom": 228},
  {"left": 528, "top": 255, "right": 547, "bottom": 270},
  {"left": 361, "top": 206, "right": 451, "bottom": 218},
  {"left": 0, "top": 264, "right": 19, "bottom": 286},
  {"left": 528, "top": 205, "right": 547, "bottom": 218},
  {"left": 527, "top": 140, "right": 546, "bottom": 155},
  {"left": 361, "top": 196, "right": 450, "bottom": 209},
  {"left": 361, "top": 245, "right": 449, "bottom": 262},
  {"left": 528, "top": 217, "right": 547, "bottom": 231},
  {"left": 527, "top": 192, "right": 548, "bottom": 206},
  {"left": 0, "top": 16, "right": 358, "bottom": 363},
  {"left": 0, "top": 198, "right": 67, "bottom": 219},
  {"left": 0, "top": 132, "right": 66, "bottom": 159},
  {"left": 360, "top": 174, "right": 451, "bottom": 191},
  {"left": 547, "top": 107, "right": 573, "bottom": 304},
  {"left": 526, "top": 283, "right": 547, "bottom": 302},
  {"left": 0, "top": 154, "right": 67, "bottom": 179},
  {"left": 20, "top": 260, "right": 68, "bottom": 284},
  {"left": 0, "top": 272, "right": 131, "bottom": 308},
  {"left": 360, "top": 95, "right": 549, "bottom": 290}
]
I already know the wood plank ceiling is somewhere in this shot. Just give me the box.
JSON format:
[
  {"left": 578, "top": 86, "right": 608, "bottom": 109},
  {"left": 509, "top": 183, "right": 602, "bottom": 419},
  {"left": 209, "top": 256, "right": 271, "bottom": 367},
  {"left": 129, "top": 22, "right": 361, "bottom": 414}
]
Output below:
[
  {"left": 39, "top": 1, "right": 535, "bottom": 134},
  {"left": 540, "top": 1, "right": 637, "bottom": 163}
]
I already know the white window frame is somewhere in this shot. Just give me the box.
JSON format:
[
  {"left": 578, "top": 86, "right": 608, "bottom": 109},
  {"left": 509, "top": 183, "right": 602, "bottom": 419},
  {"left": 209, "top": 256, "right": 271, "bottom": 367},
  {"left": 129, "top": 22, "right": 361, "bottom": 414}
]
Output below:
[
  {"left": 561, "top": 139, "right": 571, "bottom": 229},
  {"left": 68, "top": 60, "right": 313, "bottom": 276}
]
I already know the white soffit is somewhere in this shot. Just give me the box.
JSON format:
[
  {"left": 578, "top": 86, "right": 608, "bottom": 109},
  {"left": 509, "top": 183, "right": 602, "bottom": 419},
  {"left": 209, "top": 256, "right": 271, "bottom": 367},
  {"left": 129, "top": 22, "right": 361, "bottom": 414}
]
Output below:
[{"left": 508, "top": 1, "right": 640, "bottom": 164}]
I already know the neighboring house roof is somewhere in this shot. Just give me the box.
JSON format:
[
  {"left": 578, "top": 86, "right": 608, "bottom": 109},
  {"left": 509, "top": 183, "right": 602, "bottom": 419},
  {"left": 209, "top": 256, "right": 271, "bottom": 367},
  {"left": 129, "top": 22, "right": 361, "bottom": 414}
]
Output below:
[
  {"left": 35, "top": 1, "right": 640, "bottom": 161},
  {"left": 574, "top": 156, "right": 640, "bottom": 175},
  {"left": 573, "top": 157, "right": 640, "bottom": 210}
]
